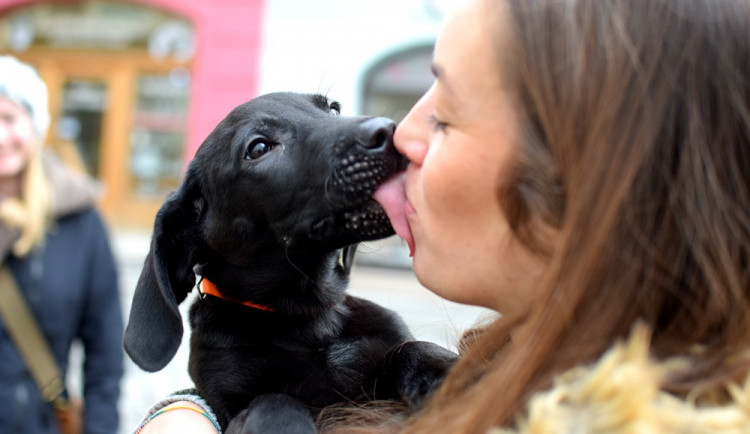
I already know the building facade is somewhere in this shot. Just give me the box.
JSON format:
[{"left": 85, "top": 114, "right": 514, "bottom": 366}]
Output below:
[{"left": 0, "top": 0, "right": 443, "bottom": 228}]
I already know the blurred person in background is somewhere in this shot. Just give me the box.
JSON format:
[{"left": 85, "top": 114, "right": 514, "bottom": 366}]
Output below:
[
  {"left": 0, "top": 55, "right": 123, "bottom": 433},
  {"left": 137, "top": 0, "right": 750, "bottom": 432}
]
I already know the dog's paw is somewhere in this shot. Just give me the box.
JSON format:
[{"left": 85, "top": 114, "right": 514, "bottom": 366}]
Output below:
[
  {"left": 225, "top": 394, "right": 317, "bottom": 434},
  {"left": 383, "top": 341, "right": 458, "bottom": 408}
]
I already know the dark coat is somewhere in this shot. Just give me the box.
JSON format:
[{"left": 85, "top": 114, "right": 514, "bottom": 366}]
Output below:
[{"left": 0, "top": 155, "right": 124, "bottom": 434}]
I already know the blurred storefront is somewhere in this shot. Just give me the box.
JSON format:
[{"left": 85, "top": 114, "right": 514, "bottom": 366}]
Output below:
[
  {"left": 0, "top": 0, "right": 439, "bottom": 231},
  {"left": 0, "top": 0, "right": 263, "bottom": 227},
  {"left": 361, "top": 44, "right": 433, "bottom": 123}
]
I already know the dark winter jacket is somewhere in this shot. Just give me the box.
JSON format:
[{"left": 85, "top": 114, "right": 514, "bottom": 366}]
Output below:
[{"left": 0, "top": 155, "right": 124, "bottom": 434}]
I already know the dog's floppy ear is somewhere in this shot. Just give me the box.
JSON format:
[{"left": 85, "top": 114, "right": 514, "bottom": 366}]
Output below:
[{"left": 123, "top": 171, "right": 205, "bottom": 372}]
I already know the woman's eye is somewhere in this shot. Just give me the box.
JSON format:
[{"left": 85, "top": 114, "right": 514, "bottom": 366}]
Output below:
[
  {"left": 245, "top": 140, "right": 274, "bottom": 160},
  {"left": 0, "top": 114, "right": 16, "bottom": 125},
  {"left": 428, "top": 114, "right": 448, "bottom": 132}
]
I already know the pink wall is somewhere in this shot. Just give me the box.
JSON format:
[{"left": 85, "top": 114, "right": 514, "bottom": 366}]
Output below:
[
  {"left": 0, "top": 0, "right": 266, "bottom": 160},
  {"left": 136, "top": 0, "right": 266, "bottom": 159}
]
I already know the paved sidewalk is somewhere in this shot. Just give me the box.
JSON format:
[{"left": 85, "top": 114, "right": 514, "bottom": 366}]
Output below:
[{"left": 110, "top": 231, "right": 491, "bottom": 433}]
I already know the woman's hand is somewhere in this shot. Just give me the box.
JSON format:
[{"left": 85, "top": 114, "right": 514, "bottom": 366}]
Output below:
[{"left": 137, "top": 401, "right": 220, "bottom": 434}]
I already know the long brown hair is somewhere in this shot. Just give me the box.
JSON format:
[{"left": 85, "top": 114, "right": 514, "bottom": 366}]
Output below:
[{"left": 402, "top": 0, "right": 750, "bottom": 432}]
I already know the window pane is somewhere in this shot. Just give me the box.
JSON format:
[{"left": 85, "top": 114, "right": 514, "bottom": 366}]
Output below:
[
  {"left": 129, "top": 69, "right": 189, "bottom": 198},
  {"left": 58, "top": 79, "right": 108, "bottom": 176}
]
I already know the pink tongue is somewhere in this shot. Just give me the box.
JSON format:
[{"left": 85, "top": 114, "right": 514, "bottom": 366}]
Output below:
[{"left": 373, "top": 172, "right": 414, "bottom": 255}]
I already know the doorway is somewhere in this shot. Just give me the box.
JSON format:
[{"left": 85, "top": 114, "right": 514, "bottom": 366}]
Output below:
[
  {"left": 58, "top": 77, "right": 107, "bottom": 175},
  {"left": 1, "top": 0, "right": 194, "bottom": 228},
  {"left": 13, "top": 52, "right": 191, "bottom": 228}
]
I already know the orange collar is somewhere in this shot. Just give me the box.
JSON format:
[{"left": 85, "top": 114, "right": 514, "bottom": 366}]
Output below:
[{"left": 200, "top": 278, "right": 275, "bottom": 312}]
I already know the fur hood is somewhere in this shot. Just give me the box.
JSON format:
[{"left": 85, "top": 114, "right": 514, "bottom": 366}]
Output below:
[
  {"left": 42, "top": 152, "right": 101, "bottom": 218},
  {"left": 492, "top": 325, "right": 750, "bottom": 433},
  {"left": 0, "top": 152, "right": 101, "bottom": 259}
]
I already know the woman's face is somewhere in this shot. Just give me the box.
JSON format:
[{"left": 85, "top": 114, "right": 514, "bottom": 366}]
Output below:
[
  {"left": 0, "top": 96, "right": 36, "bottom": 182},
  {"left": 391, "top": 0, "right": 546, "bottom": 314}
]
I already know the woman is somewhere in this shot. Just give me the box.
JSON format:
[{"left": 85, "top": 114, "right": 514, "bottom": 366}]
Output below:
[
  {"left": 0, "top": 56, "right": 124, "bottom": 433},
  {"left": 388, "top": 0, "right": 750, "bottom": 431},
  {"left": 138, "top": 0, "right": 750, "bottom": 431}
]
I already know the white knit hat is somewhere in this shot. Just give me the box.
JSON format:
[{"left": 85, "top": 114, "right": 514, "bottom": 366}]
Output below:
[{"left": 0, "top": 56, "right": 50, "bottom": 139}]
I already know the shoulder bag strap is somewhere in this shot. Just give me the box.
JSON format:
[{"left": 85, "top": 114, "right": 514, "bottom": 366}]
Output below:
[{"left": 0, "top": 265, "right": 66, "bottom": 405}]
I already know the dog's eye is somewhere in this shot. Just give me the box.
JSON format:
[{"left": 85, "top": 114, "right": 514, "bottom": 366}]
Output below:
[
  {"left": 329, "top": 102, "right": 341, "bottom": 115},
  {"left": 245, "top": 140, "right": 274, "bottom": 160}
]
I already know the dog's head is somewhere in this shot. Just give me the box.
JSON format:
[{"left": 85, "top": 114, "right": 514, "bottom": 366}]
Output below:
[
  {"left": 194, "top": 92, "right": 403, "bottom": 259},
  {"left": 124, "top": 92, "right": 406, "bottom": 371}
]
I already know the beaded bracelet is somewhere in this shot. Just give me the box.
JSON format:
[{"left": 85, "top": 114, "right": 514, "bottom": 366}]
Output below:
[{"left": 135, "top": 405, "right": 222, "bottom": 433}]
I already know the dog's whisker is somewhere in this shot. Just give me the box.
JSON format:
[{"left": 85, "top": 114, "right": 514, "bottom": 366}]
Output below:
[
  {"left": 323, "top": 175, "right": 337, "bottom": 205},
  {"left": 282, "top": 240, "right": 320, "bottom": 290},
  {"left": 326, "top": 169, "right": 353, "bottom": 209}
]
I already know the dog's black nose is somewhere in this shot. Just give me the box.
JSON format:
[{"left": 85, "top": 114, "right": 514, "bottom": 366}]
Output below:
[{"left": 358, "top": 117, "right": 396, "bottom": 151}]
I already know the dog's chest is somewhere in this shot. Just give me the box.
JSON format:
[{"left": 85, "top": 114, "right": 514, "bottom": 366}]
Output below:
[{"left": 188, "top": 300, "right": 400, "bottom": 403}]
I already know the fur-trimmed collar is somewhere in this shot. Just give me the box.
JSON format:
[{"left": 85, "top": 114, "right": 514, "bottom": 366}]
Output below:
[
  {"left": 492, "top": 325, "right": 750, "bottom": 433},
  {"left": 42, "top": 152, "right": 101, "bottom": 218},
  {"left": 0, "top": 152, "right": 100, "bottom": 259}
]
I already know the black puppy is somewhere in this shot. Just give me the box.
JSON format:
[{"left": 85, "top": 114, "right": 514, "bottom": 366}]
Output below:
[{"left": 123, "top": 93, "right": 457, "bottom": 432}]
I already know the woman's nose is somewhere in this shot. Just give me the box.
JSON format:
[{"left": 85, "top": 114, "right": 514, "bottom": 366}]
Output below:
[{"left": 393, "top": 88, "right": 433, "bottom": 167}]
